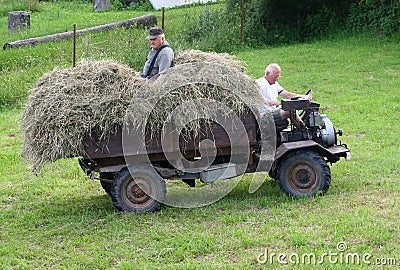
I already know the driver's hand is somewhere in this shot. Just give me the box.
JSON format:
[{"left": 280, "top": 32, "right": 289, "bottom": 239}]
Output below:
[
  {"left": 270, "top": 100, "right": 280, "bottom": 106},
  {"left": 305, "top": 94, "right": 312, "bottom": 102}
]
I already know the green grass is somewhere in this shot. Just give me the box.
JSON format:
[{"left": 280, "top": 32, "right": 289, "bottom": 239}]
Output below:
[
  {"left": 1, "top": 1, "right": 399, "bottom": 269},
  {"left": 1, "top": 1, "right": 146, "bottom": 40}
]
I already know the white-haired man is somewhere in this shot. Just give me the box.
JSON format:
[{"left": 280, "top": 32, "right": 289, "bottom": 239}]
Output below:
[
  {"left": 141, "top": 26, "right": 174, "bottom": 79},
  {"left": 256, "top": 63, "right": 312, "bottom": 129}
]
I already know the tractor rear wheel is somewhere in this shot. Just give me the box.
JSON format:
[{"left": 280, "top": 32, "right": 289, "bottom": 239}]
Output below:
[
  {"left": 276, "top": 151, "right": 331, "bottom": 197},
  {"left": 110, "top": 164, "right": 166, "bottom": 213}
]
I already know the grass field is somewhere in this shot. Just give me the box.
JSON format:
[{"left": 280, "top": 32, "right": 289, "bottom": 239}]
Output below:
[{"left": 0, "top": 1, "right": 399, "bottom": 269}]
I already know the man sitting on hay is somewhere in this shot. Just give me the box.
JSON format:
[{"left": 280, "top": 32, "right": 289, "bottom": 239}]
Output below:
[{"left": 141, "top": 26, "right": 174, "bottom": 79}]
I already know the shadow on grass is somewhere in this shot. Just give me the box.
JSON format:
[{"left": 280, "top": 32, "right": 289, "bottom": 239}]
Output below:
[{"left": 9, "top": 170, "right": 340, "bottom": 228}]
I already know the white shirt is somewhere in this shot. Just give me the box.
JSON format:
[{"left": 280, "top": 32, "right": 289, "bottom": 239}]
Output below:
[{"left": 256, "top": 76, "right": 284, "bottom": 105}]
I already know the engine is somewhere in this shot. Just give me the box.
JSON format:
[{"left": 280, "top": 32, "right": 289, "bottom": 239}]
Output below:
[
  {"left": 279, "top": 98, "right": 343, "bottom": 147},
  {"left": 307, "top": 112, "right": 341, "bottom": 147}
]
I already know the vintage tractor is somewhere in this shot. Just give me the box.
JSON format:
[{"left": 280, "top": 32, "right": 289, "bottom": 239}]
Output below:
[
  {"left": 267, "top": 92, "right": 350, "bottom": 197},
  {"left": 78, "top": 92, "right": 350, "bottom": 212}
]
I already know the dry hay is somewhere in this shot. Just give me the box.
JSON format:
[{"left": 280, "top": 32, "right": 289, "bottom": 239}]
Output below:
[
  {"left": 21, "top": 51, "right": 263, "bottom": 171},
  {"left": 127, "top": 62, "right": 262, "bottom": 137},
  {"left": 174, "top": 49, "right": 246, "bottom": 72},
  {"left": 21, "top": 59, "right": 145, "bottom": 170}
]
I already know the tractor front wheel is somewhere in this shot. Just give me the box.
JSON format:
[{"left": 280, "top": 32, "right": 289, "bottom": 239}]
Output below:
[{"left": 276, "top": 151, "right": 331, "bottom": 197}]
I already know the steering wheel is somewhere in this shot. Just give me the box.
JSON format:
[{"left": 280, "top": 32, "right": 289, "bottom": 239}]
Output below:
[{"left": 298, "top": 89, "right": 313, "bottom": 118}]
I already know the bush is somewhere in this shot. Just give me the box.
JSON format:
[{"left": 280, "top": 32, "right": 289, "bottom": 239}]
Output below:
[
  {"left": 178, "top": 6, "right": 241, "bottom": 52},
  {"left": 346, "top": 0, "right": 400, "bottom": 35},
  {"left": 304, "top": 5, "right": 343, "bottom": 39},
  {"left": 227, "top": 0, "right": 398, "bottom": 45},
  {"left": 110, "top": 0, "right": 153, "bottom": 11},
  {"left": 236, "top": 0, "right": 357, "bottom": 44}
]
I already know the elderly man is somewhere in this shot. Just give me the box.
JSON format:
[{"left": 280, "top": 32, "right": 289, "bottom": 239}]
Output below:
[
  {"left": 141, "top": 26, "right": 174, "bottom": 79},
  {"left": 256, "top": 63, "right": 312, "bottom": 129}
]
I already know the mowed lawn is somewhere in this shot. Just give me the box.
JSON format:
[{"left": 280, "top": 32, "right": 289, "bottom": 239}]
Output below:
[{"left": 0, "top": 13, "right": 399, "bottom": 270}]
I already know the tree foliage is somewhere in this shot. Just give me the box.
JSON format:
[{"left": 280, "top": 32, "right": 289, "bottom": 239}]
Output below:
[
  {"left": 229, "top": 0, "right": 399, "bottom": 45},
  {"left": 179, "top": 0, "right": 399, "bottom": 49}
]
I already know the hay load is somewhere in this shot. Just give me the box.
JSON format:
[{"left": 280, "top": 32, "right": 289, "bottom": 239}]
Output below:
[
  {"left": 21, "top": 60, "right": 145, "bottom": 170},
  {"left": 174, "top": 49, "right": 246, "bottom": 72},
  {"left": 21, "top": 51, "right": 263, "bottom": 171},
  {"left": 127, "top": 61, "right": 261, "bottom": 136}
]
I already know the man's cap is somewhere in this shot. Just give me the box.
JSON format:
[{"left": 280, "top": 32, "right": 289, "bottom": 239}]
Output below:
[{"left": 146, "top": 26, "right": 164, "bottom": 40}]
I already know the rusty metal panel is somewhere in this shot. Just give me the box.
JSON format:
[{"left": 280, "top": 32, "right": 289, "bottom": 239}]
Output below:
[
  {"left": 200, "top": 163, "right": 238, "bottom": 183},
  {"left": 274, "top": 140, "right": 350, "bottom": 161},
  {"left": 84, "top": 109, "right": 258, "bottom": 160},
  {"left": 274, "top": 140, "right": 318, "bottom": 160},
  {"left": 281, "top": 99, "right": 309, "bottom": 111}
]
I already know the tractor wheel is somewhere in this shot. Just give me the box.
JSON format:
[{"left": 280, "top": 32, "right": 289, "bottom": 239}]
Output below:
[
  {"left": 110, "top": 164, "right": 166, "bottom": 213},
  {"left": 99, "top": 172, "right": 115, "bottom": 196},
  {"left": 276, "top": 151, "right": 331, "bottom": 197}
]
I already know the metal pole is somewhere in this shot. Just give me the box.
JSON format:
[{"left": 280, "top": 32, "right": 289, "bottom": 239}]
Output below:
[
  {"left": 73, "top": 23, "right": 76, "bottom": 67},
  {"left": 240, "top": 0, "right": 244, "bottom": 45}
]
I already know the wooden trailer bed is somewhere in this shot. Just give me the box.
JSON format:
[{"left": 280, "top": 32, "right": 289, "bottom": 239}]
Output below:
[{"left": 82, "top": 109, "right": 259, "bottom": 173}]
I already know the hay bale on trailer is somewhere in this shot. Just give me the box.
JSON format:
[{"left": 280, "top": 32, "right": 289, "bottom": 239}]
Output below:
[
  {"left": 21, "top": 51, "right": 262, "bottom": 172},
  {"left": 174, "top": 49, "right": 246, "bottom": 72},
  {"left": 21, "top": 60, "right": 145, "bottom": 170},
  {"left": 127, "top": 61, "right": 258, "bottom": 138}
]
